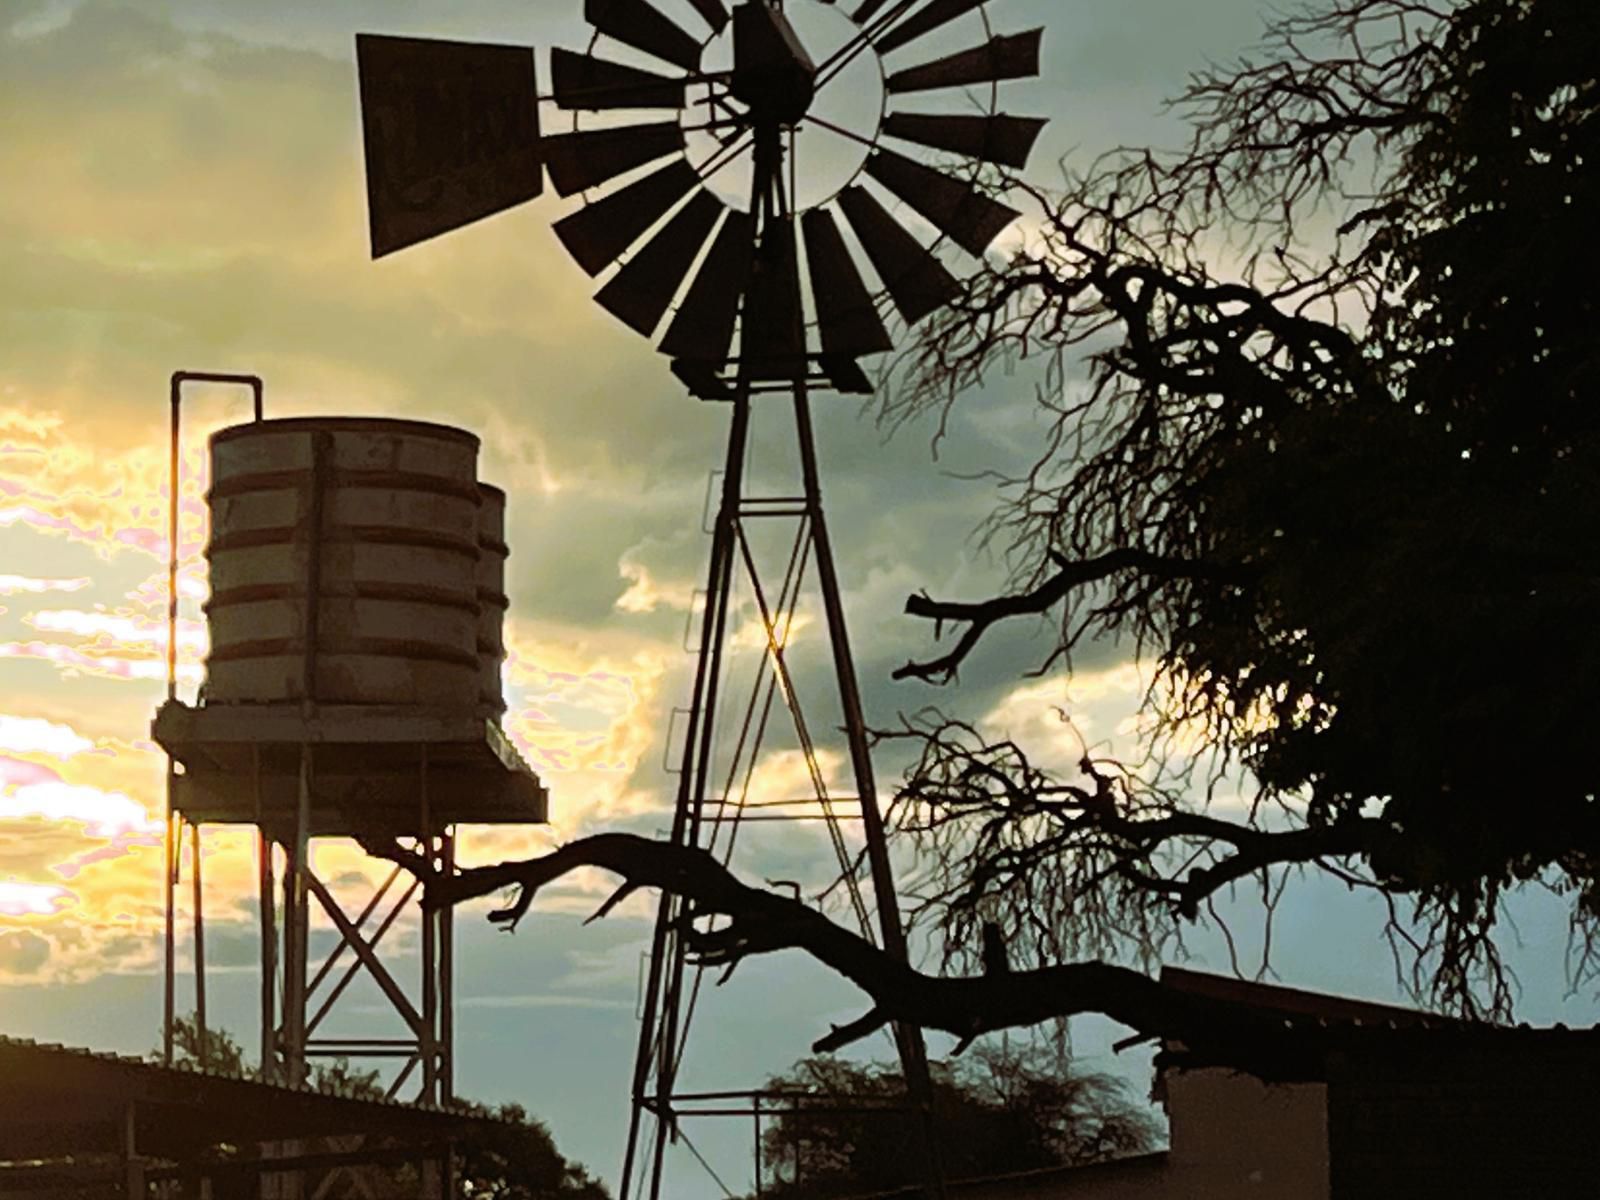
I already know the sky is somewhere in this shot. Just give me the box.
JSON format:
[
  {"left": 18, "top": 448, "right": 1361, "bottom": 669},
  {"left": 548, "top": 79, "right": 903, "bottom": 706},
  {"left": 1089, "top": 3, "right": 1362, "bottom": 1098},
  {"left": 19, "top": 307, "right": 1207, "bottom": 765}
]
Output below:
[{"left": 2, "top": 0, "right": 1596, "bottom": 1194}]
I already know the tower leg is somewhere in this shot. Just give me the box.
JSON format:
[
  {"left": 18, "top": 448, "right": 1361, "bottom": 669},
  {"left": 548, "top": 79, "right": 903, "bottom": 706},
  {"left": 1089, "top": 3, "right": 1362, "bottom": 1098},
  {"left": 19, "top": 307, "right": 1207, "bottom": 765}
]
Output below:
[
  {"left": 257, "top": 744, "right": 278, "bottom": 1083},
  {"left": 439, "top": 828, "right": 456, "bottom": 1105},
  {"left": 621, "top": 396, "right": 753, "bottom": 1200},
  {"left": 792, "top": 390, "right": 946, "bottom": 1199},
  {"left": 162, "top": 778, "right": 177, "bottom": 1066},
  {"left": 192, "top": 821, "right": 208, "bottom": 1068},
  {"left": 282, "top": 744, "right": 313, "bottom": 1089}
]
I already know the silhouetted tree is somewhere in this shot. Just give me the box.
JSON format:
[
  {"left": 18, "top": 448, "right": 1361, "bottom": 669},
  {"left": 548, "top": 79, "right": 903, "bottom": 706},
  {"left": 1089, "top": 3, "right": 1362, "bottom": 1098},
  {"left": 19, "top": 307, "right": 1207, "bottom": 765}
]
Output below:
[
  {"left": 384, "top": 0, "right": 1596, "bottom": 1072},
  {"left": 163, "top": 1012, "right": 252, "bottom": 1077},
  {"left": 876, "top": 0, "right": 1599, "bottom": 1018},
  {"left": 752, "top": 1044, "right": 1158, "bottom": 1199},
  {"left": 452, "top": 1101, "right": 610, "bottom": 1200}
]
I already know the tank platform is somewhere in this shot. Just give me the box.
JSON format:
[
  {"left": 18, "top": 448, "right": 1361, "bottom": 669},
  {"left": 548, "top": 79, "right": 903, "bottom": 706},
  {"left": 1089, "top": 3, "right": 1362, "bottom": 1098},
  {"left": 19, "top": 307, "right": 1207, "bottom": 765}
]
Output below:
[{"left": 152, "top": 701, "right": 547, "bottom": 838}]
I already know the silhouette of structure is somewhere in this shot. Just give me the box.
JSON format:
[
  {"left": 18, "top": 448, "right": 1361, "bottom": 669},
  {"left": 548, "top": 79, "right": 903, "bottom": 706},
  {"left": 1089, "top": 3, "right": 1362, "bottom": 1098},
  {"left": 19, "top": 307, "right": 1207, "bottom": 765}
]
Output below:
[
  {"left": 813, "top": 969, "right": 1600, "bottom": 1199},
  {"left": 353, "top": 2, "right": 1048, "bottom": 1194},
  {"left": 152, "top": 373, "right": 546, "bottom": 1105},
  {"left": 0, "top": 1034, "right": 505, "bottom": 1197}
]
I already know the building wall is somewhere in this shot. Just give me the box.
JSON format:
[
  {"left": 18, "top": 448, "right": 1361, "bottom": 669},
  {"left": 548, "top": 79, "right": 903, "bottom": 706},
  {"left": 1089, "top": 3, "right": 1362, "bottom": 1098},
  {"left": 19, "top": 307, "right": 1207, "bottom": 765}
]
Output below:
[
  {"left": 1326, "top": 1037, "right": 1600, "bottom": 1197},
  {"left": 1160, "top": 1069, "right": 1330, "bottom": 1200},
  {"left": 944, "top": 1069, "right": 1330, "bottom": 1200}
]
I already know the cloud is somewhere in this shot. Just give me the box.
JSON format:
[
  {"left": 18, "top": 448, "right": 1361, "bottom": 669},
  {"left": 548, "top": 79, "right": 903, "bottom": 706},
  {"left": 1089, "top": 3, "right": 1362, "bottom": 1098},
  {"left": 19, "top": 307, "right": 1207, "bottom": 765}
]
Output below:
[
  {"left": 0, "top": 780, "right": 155, "bottom": 836},
  {"left": 0, "top": 929, "right": 51, "bottom": 976},
  {"left": 0, "top": 575, "right": 89, "bottom": 595},
  {"left": 0, "top": 881, "right": 72, "bottom": 917}
]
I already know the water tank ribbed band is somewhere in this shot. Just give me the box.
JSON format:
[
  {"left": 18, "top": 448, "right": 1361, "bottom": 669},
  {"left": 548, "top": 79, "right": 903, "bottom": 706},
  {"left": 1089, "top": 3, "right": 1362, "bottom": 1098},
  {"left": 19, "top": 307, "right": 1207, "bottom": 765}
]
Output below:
[{"left": 476, "top": 483, "right": 510, "bottom": 714}]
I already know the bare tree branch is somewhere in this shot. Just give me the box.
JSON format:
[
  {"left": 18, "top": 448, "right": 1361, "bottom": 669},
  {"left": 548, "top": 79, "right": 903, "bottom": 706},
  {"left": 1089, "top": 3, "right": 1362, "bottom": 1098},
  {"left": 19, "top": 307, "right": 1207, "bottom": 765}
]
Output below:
[
  {"left": 421, "top": 832, "right": 1322, "bottom": 1058},
  {"left": 896, "top": 549, "right": 1244, "bottom": 683}
]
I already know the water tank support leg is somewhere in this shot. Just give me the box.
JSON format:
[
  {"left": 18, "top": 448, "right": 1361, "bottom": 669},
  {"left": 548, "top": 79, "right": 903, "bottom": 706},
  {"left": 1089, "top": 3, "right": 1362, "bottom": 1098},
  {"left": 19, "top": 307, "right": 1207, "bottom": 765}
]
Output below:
[{"left": 192, "top": 821, "right": 208, "bottom": 1068}]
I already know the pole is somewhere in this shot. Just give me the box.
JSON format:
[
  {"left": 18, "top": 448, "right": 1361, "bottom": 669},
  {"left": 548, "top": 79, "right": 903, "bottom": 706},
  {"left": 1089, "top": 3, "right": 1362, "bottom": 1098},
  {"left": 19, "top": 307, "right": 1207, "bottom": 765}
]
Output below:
[
  {"left": 192, "top": 821, "right": 208, "bottom": 1069},
  {"left": 163, "top": 805, "right": 177, "bottom": 1067},
  {"left": 163, "top": 368, "right": 264, "bottom": 1074},
  {"left": 260, "top": 832, "right": 277, "bottom": 1082},
  {"left": 440, "top": 827, "right": 456, "bottom": 1105},
  {"left": 420, "top": 746, "right": 437, "bottom": 1105},
  {"left": 256, "top": 746, "right": 277, "bottom": 1082},
  {"left": 284, "top": 744, "right": 312, "bottom": 1088}
]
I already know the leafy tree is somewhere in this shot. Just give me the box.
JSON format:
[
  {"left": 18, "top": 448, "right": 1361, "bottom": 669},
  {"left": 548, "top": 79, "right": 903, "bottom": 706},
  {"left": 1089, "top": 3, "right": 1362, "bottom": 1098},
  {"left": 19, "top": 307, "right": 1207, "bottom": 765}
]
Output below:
[
  {"left": 164, "top": 1012, "right": 253, "bottom": 1077},
  {"left": 752, "top": 1044, "right": 1158, "bottom": 1199},
  {"left": 877, "top": 0, "right": 1599, "bottom": 1018},
  {"left": 454, "top": 1101, "right": 610, "bottom": 1200}
]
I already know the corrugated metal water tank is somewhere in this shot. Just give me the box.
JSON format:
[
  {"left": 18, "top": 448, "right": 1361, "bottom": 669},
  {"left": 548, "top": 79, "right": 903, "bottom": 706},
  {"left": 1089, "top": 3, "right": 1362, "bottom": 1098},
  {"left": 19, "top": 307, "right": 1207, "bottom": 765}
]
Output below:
[{"left": 204, "top": 417, "right": 506, "bottom": 709}]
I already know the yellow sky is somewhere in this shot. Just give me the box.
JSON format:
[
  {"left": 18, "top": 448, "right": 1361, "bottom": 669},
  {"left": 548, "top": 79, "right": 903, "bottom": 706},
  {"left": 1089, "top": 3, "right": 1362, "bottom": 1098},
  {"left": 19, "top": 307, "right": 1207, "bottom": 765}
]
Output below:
[{"left": 0, "top": 0, "right": 703, "bottom": 984}]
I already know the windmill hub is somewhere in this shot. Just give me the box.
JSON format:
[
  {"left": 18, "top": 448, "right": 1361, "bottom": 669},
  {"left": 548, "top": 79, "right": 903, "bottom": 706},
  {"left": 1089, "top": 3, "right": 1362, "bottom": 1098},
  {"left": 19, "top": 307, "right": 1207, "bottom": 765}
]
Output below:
[{"left": 730, "top": 2, "right": 817, "bottom": 126}]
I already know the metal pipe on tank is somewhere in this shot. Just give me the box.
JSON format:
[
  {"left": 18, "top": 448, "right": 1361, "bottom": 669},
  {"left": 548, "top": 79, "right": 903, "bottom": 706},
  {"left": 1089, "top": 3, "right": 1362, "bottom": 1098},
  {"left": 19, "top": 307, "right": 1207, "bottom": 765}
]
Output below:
[
  {"left": 165, "top": 370, "right": 263, "bottom": 1068},
  {"left": 168, "top": 371, "right": 264, "bottom": 702}
]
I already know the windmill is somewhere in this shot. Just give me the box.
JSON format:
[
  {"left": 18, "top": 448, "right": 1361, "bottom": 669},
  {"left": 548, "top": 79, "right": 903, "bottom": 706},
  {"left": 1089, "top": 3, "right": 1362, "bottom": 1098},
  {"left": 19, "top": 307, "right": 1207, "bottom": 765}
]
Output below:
[{"left": 356, "top": 2, "right": 1046, "bottom": 1195}]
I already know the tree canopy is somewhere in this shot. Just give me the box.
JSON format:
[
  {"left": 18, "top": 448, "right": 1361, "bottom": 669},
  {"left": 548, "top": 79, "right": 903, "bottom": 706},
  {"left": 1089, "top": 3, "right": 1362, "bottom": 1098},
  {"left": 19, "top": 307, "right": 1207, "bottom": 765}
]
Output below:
[
  {"left": 750, "top": 1044, "right": 1157, "bottom": 1199},
  {"left": 880, "top": 0, "right": 1598, "bottom": 1017}
]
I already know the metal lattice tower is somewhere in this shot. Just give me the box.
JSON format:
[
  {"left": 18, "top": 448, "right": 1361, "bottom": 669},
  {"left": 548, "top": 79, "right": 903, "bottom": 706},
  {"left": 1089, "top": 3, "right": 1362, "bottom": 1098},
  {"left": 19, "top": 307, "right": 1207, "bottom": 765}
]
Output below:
[{"left": 352, "top": 2, "right": 1048, "bottom": 1194}]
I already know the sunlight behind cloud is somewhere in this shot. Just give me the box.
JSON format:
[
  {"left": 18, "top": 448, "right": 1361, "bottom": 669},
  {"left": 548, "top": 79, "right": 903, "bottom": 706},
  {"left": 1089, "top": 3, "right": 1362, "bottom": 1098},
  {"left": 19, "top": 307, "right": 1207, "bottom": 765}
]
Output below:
[
  {"left": 0, "top": 881, "right": 72, "bottom": 917},
  {"left": 0, "top": 714, "right": 94, "bottom": 757},
  {"left": 0, "top": 781, "right": 155, "bottom": 836},
  {"left": 0, "top": 574, "right": 89, "bottom": 595}
]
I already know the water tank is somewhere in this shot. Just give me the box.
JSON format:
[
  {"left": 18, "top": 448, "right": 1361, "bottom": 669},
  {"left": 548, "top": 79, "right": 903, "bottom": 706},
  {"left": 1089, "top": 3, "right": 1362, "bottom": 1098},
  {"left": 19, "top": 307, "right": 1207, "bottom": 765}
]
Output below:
[
  {"left": 204, "top": 417, "right": 492, "bottom": 708},
  {"left": 476, "top": 483, "right": 509, "bottom": 714}
]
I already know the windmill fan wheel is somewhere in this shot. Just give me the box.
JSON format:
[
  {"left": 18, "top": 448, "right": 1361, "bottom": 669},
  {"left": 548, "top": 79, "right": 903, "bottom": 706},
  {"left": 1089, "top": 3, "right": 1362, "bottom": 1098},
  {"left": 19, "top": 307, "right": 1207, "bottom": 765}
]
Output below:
[{"left": 545, "top": 0, "right": 1047, "bottom": 394}]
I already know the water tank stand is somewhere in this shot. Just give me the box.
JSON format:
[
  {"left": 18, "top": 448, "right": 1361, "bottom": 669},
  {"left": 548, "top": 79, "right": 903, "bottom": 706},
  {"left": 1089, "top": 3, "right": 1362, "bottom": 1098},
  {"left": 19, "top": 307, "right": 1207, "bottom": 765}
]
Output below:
[
  {"left": 161, "top": 727, "right": 494, "bottom": 1105},
  {"left": 154, "top": 704, "right": 544, "bottom": 1102}
]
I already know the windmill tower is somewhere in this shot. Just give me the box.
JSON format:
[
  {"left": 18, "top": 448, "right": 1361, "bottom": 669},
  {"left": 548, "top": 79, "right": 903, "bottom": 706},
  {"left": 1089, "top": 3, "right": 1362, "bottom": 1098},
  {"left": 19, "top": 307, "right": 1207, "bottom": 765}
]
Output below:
[{"left": 356, "top": 2, "right": 1046, "bottom": 1194}]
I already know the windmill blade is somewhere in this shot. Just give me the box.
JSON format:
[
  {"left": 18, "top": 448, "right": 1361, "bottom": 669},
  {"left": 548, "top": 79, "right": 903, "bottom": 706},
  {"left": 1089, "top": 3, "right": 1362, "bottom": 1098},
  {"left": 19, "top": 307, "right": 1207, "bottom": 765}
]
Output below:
[
  {"left": 802, "top": 209, "right": 893, "bottom": 357},
  {"left": 876, "top": 0, "right": 985, "bottom": 56},
  {"left": 885, "top": 29, "right": 1043, "bottom": 95},
  {"left": 661, "top": 211, "right": 754, "bottom": 361},
  {"left": 882, "top": 112, "right": 1047, "bottom": 170},
  {"left": 822, "top": 356, "right": 874, "bottom": 394},
  {"left": 685, "top": 0, "right": 730, "bottom": 35},
  {"left": 551, "top": 48, "right": 686, "bottom": 110},
  {"left": 742, "top": 219, "right": 805, "bottom": 366},
  {"left": 585, "top": 0, "right": 702, "bottom": 71},
  {"left": 553, "top": 159, "right": 699, "bottom": 275},
  {"left": 595, "top": 190, "right": 724, "bottom": 336},
  {"left": 864, "top": 148, "right": 1021, "bottom": 257},
  {"left": 356, "top": 33, "right": 542, "bottom": 258},
  {"left": 543, "top": 123, "right": 684, "bottom": 196},
  {"left": 837, "top": 187, "right": 960, "bottom": 326}
]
